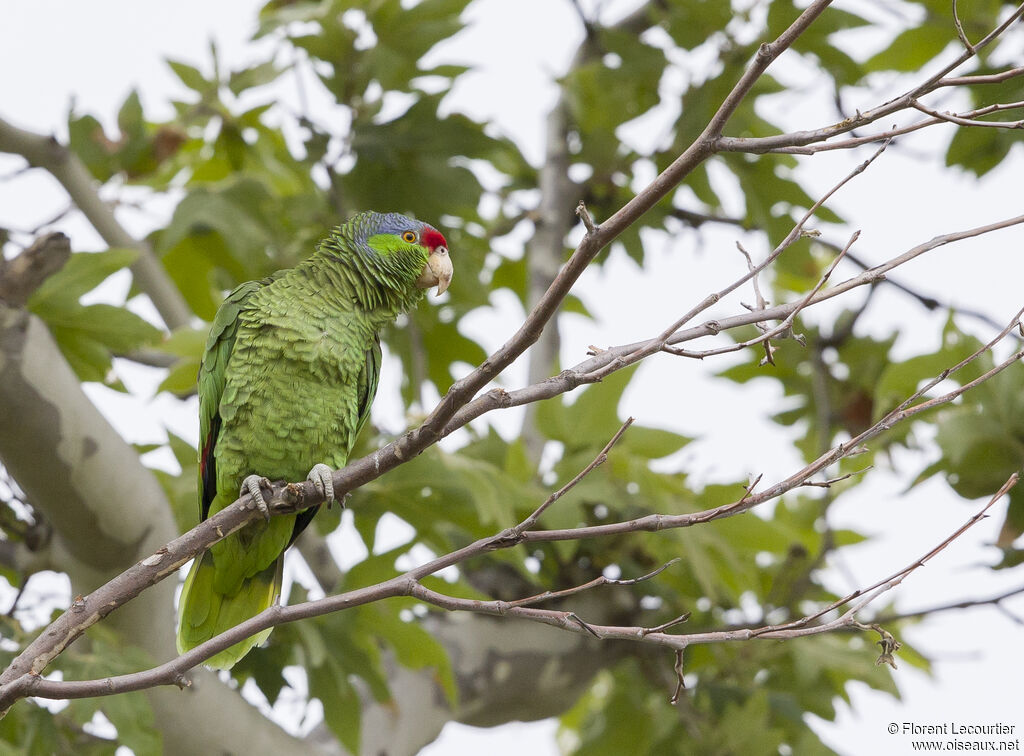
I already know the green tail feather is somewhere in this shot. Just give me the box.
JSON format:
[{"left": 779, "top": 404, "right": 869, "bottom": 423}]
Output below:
[{"left": 177, "top": 550, "right": 282, "bottom": 670}]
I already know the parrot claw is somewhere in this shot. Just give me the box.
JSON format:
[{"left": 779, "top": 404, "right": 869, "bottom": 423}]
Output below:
[
  {"left": 241, "top": 475, "right": 273, "bottom": 520},
  {"left": 307, "top": 463, "right": 335, "bottom": 508}
]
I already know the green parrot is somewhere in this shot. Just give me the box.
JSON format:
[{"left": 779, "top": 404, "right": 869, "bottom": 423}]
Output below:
[{"left": 176, "top": 211, "right": 453, "bottom": 669}]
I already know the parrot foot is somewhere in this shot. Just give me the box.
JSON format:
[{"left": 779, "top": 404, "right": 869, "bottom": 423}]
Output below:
[
  {"left": 307, "top": 463, "right": 335, "bottom": 508},
  {"left": 240, "top": 475, "right": 273, "bottom": 520}
]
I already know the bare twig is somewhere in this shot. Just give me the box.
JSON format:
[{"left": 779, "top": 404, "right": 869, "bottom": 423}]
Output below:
[
  {"left": 664, "top": 229, "right": 859, "bottom": 361},
  {"left": 493, "top": 417, "right": 634, "bottom": 544},
  {"left": 747, "top": 472, "right": 1018, "bottom": 638},
  {"left": 911, "top": 98, "right": 1024, "bottom": 129},
  {"left": 952, "top": 0, "right": 975, "bottom": 54},
  {"left": 642, "top": 613, "right": 692, "bottom": 637},
  {"left": 939, "top": 65, "right": 1024, "bottom": 87},
  {"left": 873, "top": 583, "right": 1024, "bottom": 625},
  {"left": 800, "top": 467, "right": 872, "bottom": 488},
  {"left": 670, "top": 648, "right": 686, "bottom": 704},
  {"left": 504, "top": 558, "right": 680, "bottom": 609}
]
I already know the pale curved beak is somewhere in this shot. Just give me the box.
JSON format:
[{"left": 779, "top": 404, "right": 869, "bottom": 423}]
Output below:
[{"left": 416, "top": 246, "right": 453, "bottom": 296}]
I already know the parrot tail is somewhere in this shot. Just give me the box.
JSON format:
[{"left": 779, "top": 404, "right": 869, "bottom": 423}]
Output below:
[{"left": 176, "top": 550, "right": 283, "bottom": 670}]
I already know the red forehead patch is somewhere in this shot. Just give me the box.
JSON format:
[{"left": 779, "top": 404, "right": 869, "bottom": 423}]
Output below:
[{"left": 422, "top": 228, "right": 447, "bottom": 250}]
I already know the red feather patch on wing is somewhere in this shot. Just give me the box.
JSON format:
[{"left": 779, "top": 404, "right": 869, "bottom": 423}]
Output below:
[
  {"left": 200, "top": 433, "right": 213, "bottom": 483},
  {"left": 199, "top": 415, "right": 221, "bottom": 519},
  {"left": 421, "top": 229, "right": 447, "bottom": 251}
]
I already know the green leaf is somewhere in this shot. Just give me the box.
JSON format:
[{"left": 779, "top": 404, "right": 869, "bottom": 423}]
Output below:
[
  {"left": 864, "top": 24, "right": 953, "bottom": 73},
  {"left": 29, "top": 249, "right": 139, "bottom": 310},
  {"left": 100, "top": 691, "right": 161, "bottom": 756},
  {"left": 356, "top": 606, "right": 457, "bottom": 705},
  {"left": 228, "top": 59, "right": 284, "bottom": 95},
  {"left": 873, "top": 321, "right": 977, "bottom": 418},
  {"left": 167, "top": 58, "right": 211, "bottom": 93},
  {"left": 945, "top": 125, "right": 1018, "bottom": 177},
  {"left": 159, "top": 233, "right": 235, "bottom": 321},
  {"left": 53, "top": 304, "right": 161, "bottom": 353},
  {"left": 116, "top": 90, "right": 145, "bottom": 138},
  {"left": 29, "top": 287, "right": 161, "bottom": 384},
  {"left": 621, "top": 426, "right": 692, "bottom": 460},
  {"left": 660, "top": 0, "right": 733, "bottom": 49},
  {"left": 67, "top": 112, "right": 117, "bottom": 182},
  {"left": 155, "top": 326, "right": 207, "bottom": 395},
  {"left": 561, "top": 365, "right": 639, "bottom": 449},
  {"left": 308, "top": 658, "right": 362, "bottom": 754}
]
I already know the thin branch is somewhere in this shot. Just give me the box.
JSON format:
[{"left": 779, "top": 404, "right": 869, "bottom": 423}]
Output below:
[
  {"left": 747, "top": 472, "right": 1018, "bottom": 637},
  {"left": 443, "top": 211, "right": 1024, "bottom": 436},
  {"left": 497, "top": 416, "right": 634, "bottom": 541},
  {"left": 714, "top": 6, "right": 1024, "bottom": 155},
  {"left": 642, "top": 613, "right": 692, "bottom": 637},
  {"left": 952, "top": 0, "right": 975, "bottom": 54},
  {"left": 3, "top": 204, "right": 75, "bottom": 239},
  {"left": 939, "top": 65, "right": 1024, "bottom": 87},
  {"left": 799, "top": 467, "right": 872, "bottom": 489},
  {"left": 504, "top": 558, "right": 680, "bottom": 609},
  {"left": 737, "top": 241, "right": 777, "bottom": 365},
  {"left": 872, "top": 583, "right": 1024, "bottom": 625},
  {"left": 670, "top": 648, "right": 686, "bottom": 704},
  {"left": 750, "top": 95, "right": 1024, "bottom": 154},
  {"left": 664, "top": 230, "right": 859, "bottom": 361},
  {"left": 911, "top": 98, "right": 1024, "bottom": 129}
]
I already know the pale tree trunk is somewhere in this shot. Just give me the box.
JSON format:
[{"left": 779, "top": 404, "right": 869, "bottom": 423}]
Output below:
[
  {"left": 520, "top": 99, "right": 575, "bottom": 461},
  {"left": 0, "top": 304, "right": 329, "bottom": 756}
]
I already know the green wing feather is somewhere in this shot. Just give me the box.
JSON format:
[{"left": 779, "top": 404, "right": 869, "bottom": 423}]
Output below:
[
  {"left": 178, "top": 279, "right": 282, "bottom": 669},
  {"left": 198, "top": 280, "right": 265, "bottom": 519}
]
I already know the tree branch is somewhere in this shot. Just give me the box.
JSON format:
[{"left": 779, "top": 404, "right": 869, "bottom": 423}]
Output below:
[
  {"left": 0, "top": 232, "right": 71, "bottom": 306},
  {"left": 0, "top": 115, "right": 191, "bottom": 329}
]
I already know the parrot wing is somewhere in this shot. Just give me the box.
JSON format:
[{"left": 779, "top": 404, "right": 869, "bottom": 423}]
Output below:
[{"left": 198, "top": 279, "right": 267, "bottom": 521}]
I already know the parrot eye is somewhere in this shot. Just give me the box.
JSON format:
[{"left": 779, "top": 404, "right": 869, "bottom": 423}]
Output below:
[{"left": 401, "top": 231, "right": 418, "bottom": 243}]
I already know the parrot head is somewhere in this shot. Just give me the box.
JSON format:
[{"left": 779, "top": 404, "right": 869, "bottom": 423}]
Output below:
[{"left": 335, "top": 211, "right": 453, "bottom": 298}]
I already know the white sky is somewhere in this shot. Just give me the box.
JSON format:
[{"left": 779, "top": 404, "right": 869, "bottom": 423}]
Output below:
[{"left": 2, "top": 1, "right": 1023, "bottom": 754}]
